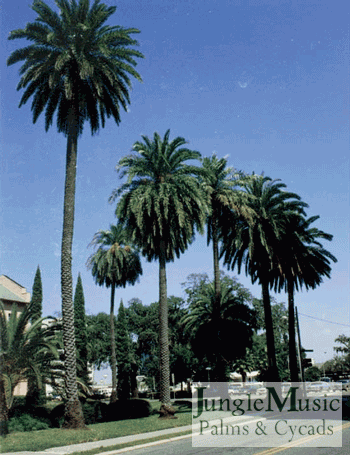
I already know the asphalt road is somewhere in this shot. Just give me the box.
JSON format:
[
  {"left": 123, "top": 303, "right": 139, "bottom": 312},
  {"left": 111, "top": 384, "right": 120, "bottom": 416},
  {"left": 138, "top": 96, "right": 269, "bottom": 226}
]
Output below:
[{"left": 118, "top": 421, "right": 350, "bottom": 455}]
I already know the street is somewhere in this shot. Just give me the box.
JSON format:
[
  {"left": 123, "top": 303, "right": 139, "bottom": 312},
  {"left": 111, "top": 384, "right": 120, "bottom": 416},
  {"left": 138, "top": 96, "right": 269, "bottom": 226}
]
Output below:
[{"left": 120, "top": 421, "right": 350, "bottom": 455}]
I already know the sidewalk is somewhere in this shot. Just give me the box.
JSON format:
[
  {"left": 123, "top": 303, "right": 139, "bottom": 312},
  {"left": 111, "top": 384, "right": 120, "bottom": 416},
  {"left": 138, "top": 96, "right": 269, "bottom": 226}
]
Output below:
[{"left": 0, "top": 424, "right": 193, "bottom": 455}]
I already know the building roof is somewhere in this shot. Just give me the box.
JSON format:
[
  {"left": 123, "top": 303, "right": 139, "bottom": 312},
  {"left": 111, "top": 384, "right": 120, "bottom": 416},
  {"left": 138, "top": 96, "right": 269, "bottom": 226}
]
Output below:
[
  {"left": 0, "top": 284, "right": 28, "bottom": 303},
  {"left": 1, "top": 275, "right": 25, "bottom": 289}
]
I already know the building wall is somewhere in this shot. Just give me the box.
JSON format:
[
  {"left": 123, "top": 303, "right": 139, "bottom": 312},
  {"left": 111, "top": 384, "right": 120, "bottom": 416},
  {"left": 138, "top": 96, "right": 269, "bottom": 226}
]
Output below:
[{"left": 0, "top": 275, "right": 31, "bottom": 396}]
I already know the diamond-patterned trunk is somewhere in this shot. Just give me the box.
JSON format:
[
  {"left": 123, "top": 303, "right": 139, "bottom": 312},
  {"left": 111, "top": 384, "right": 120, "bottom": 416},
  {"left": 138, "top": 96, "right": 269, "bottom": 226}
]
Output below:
[{"left": 61, "top": 125, "right": 85, "bottom": 428}]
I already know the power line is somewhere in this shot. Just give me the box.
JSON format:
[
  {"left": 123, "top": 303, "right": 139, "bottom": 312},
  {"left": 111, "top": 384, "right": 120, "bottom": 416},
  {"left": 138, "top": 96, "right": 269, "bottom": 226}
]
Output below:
[{"left": 299, "top": 312, "right": 350, "bottom": 327}]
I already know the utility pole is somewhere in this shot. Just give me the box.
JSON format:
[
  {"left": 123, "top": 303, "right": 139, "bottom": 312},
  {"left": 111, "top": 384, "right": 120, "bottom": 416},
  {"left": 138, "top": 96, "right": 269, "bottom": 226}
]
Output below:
[{"left": 295, "top": 307, "right": 307, "bottom": 397}]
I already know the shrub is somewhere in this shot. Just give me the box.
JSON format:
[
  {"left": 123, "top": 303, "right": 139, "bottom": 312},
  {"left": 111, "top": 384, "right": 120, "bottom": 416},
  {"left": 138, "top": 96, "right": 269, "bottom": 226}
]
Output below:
[
  {"left": 8, "top": 413, "right": 51, "bottom": 432},
  {"left": 9, "top": 404, "right": 51, "bottom": 421},
  {"left": 175, "top": 391, "right": 192, "bottom": 399},
  {"left": 105, "top": 399, "right": 152, "bottom": 422},
  {"left": 49, "top": 403, "right": 65, "bottom": 428},
  {"left": 50, "top": 400, "right": 109, "bottom": 427}
]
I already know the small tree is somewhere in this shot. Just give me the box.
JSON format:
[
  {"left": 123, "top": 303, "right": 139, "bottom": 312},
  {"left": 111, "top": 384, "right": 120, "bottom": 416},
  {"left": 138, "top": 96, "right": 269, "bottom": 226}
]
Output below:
[
  {"left": 30, "top": 266, "right": 43, "bottom": 323},
  {"left": 26, "top": 266, "right": 45, "bottom": 406},
  {"left": 74, "top": 274, "right": 89, "bottom": 385},
  {"left": 87, "top": 224, "right": 142, "bottom": 403}
]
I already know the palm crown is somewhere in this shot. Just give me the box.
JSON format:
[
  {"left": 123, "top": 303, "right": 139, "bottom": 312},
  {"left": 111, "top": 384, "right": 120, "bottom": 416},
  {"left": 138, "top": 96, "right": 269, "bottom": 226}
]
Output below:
[
  {"left": 87, "top": 224, "right": 142, "bottom": 288},
  {"left": 7, "top": 0, "right": 143, "bottom": 136},
  {"left": 111, "top": 130, "right": 208, "bottom": 261}
]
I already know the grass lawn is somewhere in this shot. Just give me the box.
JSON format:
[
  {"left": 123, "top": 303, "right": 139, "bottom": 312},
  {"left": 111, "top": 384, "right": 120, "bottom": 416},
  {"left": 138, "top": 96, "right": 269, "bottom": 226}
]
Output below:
[{"left": 0, "top": 401, "right": 192, "bottom": 454}]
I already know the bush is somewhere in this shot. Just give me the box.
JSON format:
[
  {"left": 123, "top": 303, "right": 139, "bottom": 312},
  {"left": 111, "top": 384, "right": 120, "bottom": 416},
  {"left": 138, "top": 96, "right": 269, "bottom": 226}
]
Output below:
[
  {"left": 10, "top": 396, "right": 27, "bottom": 409},
  {"left": 50, "top": 400, "right": 109, "bottom": 427},
  {"left": 49, "top": 403, "right": 65, "bottom": 428},
  {"left": 9, "top": 404, "right": 51, "bottom": 421},
  {"left": 8, "top": 413, "right": 51, "bottom": 433},
  {"left": 174, "top": 391, "right": 192, "bottom": 399},
  {"left": 82, "top": 400, "right": 108, "bottom": 425},
  {"left": 105, "top": 399, "right": 152, "bottom": 422}
]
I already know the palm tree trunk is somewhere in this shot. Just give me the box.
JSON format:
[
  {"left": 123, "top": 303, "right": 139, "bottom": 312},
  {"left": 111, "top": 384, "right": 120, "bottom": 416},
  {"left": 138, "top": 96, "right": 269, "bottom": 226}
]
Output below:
[
  {"left": 287, "top": 281, "right": 299, "bottom": 382},
  {"left": 110, "top": 284, "right": 118, "bottom": 403},
  {"left": 61, "top": 124, "right": 85, "bottom": 429},
  {"left": 211, "top": 206, "right": 227, "bottom": 381},
  {"left": 158, "top": 240, "right": 176, "bottom": 418},
  {"left": 261, "top": 281, "right": 280, "bottom": 382},
  {"left": 212, "top": 207, "right": 221, "bottom": 303}
]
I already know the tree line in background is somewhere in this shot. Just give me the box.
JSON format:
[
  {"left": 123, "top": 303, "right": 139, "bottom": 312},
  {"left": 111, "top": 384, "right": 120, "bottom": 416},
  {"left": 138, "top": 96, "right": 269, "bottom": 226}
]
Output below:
[{"left": 5, "top": 0, "right": 338, "bottom": 430}]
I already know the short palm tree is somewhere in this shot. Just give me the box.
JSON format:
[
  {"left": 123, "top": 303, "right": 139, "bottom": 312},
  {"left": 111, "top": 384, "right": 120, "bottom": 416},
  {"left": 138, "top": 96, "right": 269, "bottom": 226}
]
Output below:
[
  {"left": 0, "top": 302, "right": 61, "bottom": 436},
  {"left": 273, "top": 214, "right": 337, "bottom": 382},
  {"left": 7, "top": 0, "right": 143, "bottom": 427},
  {"left": 181, "top": 281, "right": 257, "bottom": 381},
  {"left": 220, "top": 175, "right": 307, "bottom": 382},
  {"left": 87, "top": 224, "right": 142, "bottom": 403},
  {"left": 110, "top": 130, "right": 208, "bottom": 417}
]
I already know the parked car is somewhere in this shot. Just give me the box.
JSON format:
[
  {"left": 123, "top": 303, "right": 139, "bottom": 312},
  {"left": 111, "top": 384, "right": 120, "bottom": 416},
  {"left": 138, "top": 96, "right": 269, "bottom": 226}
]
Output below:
[
  {"left": 228, "top": 383, "right": 243, "bottom": 395},
  {"left": 241, "top": 384, "right": 266, "bottom": 395},
  {"left": 306, "top": 381, "right": 332, "bottom": 393},
  {"left": 333, "top": 379, "right": 350, "bottom": 391}
]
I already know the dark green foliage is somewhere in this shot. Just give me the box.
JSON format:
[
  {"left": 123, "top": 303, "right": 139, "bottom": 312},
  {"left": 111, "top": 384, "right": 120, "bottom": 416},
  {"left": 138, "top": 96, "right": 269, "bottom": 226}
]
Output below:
[
  {"left": 8, "top": 413, "right": 51, "bottom": 433},
  {"left": 74, "top": 274, "right": 88, "bottom": 383},
  {"left": 8, "top": 404, "right": 52, "bottom": 432},
  {"left": 105, "top": 399, "right": 152, "bottom": 421},
  {"left": 125, "top": 299, "right": 159, "bottom": 385},
  {"left": 116, "top": 301, "right": 133, "bottom": 400},
  {"left": 220, "top": 174, "right": 308, "bottom": 381},
  {"left": 50, "top": 400, "right": 108, "bottom": 427},
  {"left": 30, "top": 266, "right": 43, "bottom": 323},
  {"left": 86, "top": 312, "right": 114, "bottom": 369},
  {"left": 0, "top": 302, "right": 62, "bottom": 412},
  {"left": 181, "top": 273, "right": 257, "bottom": 382},
  {"left": 304, "top": 366, "right": 322, "bottom": 382},
  {"left": 50, "top": 399, "right": 151, "bottom": 426},
  {"left": 27, "top": 266, "right": 46, "bottom": 406},
  {"left": 7, "top": 0, "right": 144, "bottom": 137}
]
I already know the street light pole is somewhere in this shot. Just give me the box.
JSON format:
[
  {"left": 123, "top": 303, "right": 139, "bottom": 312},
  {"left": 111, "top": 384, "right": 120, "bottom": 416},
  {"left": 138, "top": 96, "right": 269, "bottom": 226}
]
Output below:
[{"left": 206, "top": 367, "right": 211, "bottom": 383}]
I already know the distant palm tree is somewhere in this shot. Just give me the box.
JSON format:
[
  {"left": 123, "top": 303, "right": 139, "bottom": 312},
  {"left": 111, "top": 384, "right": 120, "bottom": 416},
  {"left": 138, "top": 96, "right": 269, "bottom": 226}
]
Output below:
[
  {"left": 220, "top": 175, "right": 307, "bottom": 382},
  {"left": 110, "top": 130, "right": 208, "bottom": 417},
  {"left": 7, "top": 0, "right": 143, "bottom": 427},
  {"left": 0, "top": 302, "right": 61, "bottom": 436},
  {"left": 273, "top": 215, "right": 337, "bottom": 382},
  {"left": 181, "top": 281, "right": 257, "bottom": 381},
  {"left": 87, "top": 224, "right": 142, "bottom": 403},
  {"left": 199, "top": 155, "right": 252, "bottom": 302}
]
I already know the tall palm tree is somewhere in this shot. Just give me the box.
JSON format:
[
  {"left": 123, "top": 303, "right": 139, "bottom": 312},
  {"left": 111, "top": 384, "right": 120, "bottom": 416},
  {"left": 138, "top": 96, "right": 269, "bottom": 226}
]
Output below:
[
  {"left": 273, "top": 215, "right": 337, "bottom": 382},
  {"left": 7, "top": 0, "right": 143, "bottom": 427},
  {"left": 220, "top": 174, "right": 307, "bottom": 382},
  {"left": 110, "top": 130, "right": 208, "bottom": 417},
  {"left": 0, "top": 302, "right": 61, "bottom": 435},
  {"left": 87, "top": 224, "right": 142, "bottom": 403},
  {"left": 181, "top": 280, "right": 257, "bottom": 382},
  {"left": 199, "top": 155, "right": 252, "bottom": 303}
]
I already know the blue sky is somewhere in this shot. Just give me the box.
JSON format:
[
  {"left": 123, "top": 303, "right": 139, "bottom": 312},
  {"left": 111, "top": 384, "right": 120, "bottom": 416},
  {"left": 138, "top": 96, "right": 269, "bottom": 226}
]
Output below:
[{"left": 1, "top": 0, "right": 349, "bottom": 377}]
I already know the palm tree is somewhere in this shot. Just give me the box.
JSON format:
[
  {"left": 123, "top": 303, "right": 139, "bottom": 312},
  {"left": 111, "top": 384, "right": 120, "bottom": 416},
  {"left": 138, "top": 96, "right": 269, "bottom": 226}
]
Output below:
[
  {"left": 110, "top": 130, "right": 208, "bottom": 417},
  {"left": 220, "top": 174, "right": 307, "bottom": 382},
  {"left": 181, "top": 280, "right": 257, "bottom": 382},
  {"left": 199, "top": 155, "right": 252, "bottom": 303},
  {"left": 273, "top": 215, "right": 337, "bottom": 382},
  {"left": 87, "top": 224, "right": 142, "bottom": 403},
  {"left": 0, "top": 302, "right": 61, "bottom": 435},
  {"left": 7, "top": 0, "right": 143, "bottom": 427}
]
